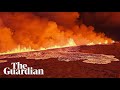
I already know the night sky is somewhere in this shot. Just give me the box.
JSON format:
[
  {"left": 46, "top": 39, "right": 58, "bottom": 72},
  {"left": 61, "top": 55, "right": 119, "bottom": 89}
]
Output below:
[{"left": 80, "top": 12, "right": 120, "bottom": 41}]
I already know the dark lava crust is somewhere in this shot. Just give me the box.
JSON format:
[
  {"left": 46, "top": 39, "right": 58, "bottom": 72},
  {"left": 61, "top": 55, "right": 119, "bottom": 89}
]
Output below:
[{"left": 0, "top": 43, "right": 120, "bottom": 78}]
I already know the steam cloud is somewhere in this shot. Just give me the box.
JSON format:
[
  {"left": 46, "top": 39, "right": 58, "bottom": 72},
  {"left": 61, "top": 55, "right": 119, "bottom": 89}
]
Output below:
[{"left": 0, "top": 12, "right": 112, "bottom": 52}]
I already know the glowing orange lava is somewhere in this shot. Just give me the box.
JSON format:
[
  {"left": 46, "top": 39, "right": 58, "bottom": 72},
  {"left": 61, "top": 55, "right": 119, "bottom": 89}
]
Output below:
[{"left": 0, "top": 38, "right": 115, "bottom": 55}]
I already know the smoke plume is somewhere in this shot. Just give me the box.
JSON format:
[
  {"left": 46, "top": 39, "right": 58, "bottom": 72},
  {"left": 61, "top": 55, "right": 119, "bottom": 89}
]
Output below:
[{"left": 0, "top": 12, "right": 112, "bottom": 52}]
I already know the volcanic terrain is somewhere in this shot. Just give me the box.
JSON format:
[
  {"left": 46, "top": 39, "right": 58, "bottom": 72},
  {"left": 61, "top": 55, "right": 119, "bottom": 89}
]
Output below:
[{"left": 0, "top": 42, "right": 120, "bottom": 78}]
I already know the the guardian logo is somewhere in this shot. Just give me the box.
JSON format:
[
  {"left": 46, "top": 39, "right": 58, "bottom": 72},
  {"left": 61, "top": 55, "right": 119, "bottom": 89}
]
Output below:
[{"left": 3, "top": 62, "right": 44, "bottom": 75}]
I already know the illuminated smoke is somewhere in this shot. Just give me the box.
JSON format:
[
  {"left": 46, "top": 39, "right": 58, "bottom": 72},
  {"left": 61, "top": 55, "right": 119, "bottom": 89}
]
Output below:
[
  {"left": 0, "top": 12, "right": 113, "bottom": 53},
  {"left": 35, "top": 12, "right": 79, "bottom": 28}
]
